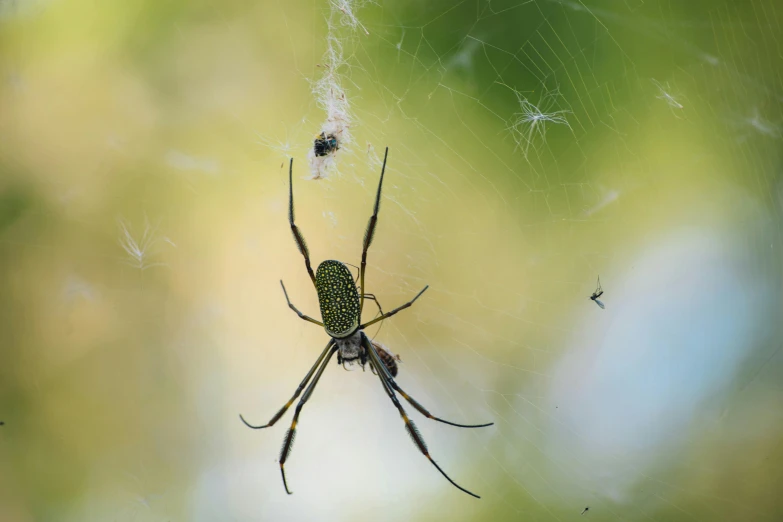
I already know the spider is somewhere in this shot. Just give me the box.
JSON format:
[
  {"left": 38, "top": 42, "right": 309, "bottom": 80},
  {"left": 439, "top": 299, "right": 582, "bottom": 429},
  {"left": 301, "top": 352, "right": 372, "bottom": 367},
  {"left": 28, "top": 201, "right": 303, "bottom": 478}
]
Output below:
[
  {"left": 589, "top": 276, "right": 605, "bottom": 309},
  {"left": 313, "top": 132, "right": 339, "bottom": 157},
  {"left": 239, "top": 148, "right": 493, "bottom": 498}
]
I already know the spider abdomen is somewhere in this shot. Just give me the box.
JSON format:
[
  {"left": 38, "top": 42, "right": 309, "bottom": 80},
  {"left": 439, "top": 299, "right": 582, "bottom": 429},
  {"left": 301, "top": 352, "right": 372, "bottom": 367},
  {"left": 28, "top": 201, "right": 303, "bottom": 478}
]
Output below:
[{"left": 315, "top": 260, "right": 361, "bottom": 338}]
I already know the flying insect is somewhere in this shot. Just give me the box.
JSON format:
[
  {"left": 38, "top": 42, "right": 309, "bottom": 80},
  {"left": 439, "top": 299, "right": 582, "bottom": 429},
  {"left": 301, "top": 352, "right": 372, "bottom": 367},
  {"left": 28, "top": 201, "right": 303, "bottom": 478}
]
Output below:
[{"left": 590, "top": 276, "right": 605, "bottom": 309}]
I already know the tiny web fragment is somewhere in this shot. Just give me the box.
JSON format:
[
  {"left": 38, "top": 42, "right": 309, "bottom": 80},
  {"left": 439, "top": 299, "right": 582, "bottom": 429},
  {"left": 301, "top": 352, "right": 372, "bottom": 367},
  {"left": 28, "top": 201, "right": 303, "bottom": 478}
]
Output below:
[
  {"left": 652, "top": 78, "right": 685, "bottom": 116},
  {"left": 117, "top": 217, "right": 175, "bottom": 270},
  {"left": 507, "top": 86, "right": 571, "bottom": 159}
]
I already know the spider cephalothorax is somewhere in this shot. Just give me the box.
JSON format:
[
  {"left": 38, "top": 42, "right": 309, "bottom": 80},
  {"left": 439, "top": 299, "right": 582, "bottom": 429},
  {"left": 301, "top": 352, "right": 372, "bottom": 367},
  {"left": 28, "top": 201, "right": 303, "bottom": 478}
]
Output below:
[
  {"left": 239, "top": 148, "right": 493, "bottom": 498},
  {"left": 334, "top": 330, "right": 366, "bottom": 368}
]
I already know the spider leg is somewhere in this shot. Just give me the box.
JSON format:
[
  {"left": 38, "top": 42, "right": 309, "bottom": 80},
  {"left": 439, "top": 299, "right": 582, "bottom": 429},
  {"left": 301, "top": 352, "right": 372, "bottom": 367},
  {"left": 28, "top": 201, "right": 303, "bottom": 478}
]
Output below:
[
  {"left": 362, "top": 293, "right": 384, "bottom": 315},
  {"left": 280, "top": 280, "right": 323, "bottom": 327},
  {"left": 361, "top": 293, "right": 387, "bottom": 337},
  {"left": 363, "top": 334, "right": 493, "bottom": 429},
  {"left": 348, "top": 265, "right": 382, "bottom": 314},
  {"left": 365, "top": 343, "right": 481, "bottom": 499},
  {"left": 239, "top": 340, "right": 334, "bottom": 430},
  {"left": 343, "top": 262, "right": 361, "bottom": 284},
  {"left": 359, "top": 147, "right": 389, "bottom": 317},
  {"left": 360, "top": 285, "right": 428, "bottom": 329},
  {"left": 278, "top": 344, "right": 338, "bottom": 494},
  {"left": 287, "top": 159, "right": 317, "bottom": 286}
]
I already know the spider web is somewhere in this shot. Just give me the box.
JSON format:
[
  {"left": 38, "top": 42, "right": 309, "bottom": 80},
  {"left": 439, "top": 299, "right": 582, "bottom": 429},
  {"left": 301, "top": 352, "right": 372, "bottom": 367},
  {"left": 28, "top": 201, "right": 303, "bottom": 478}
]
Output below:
[{"left": 1, "top": 0, "right": 782, "bottom": 521}]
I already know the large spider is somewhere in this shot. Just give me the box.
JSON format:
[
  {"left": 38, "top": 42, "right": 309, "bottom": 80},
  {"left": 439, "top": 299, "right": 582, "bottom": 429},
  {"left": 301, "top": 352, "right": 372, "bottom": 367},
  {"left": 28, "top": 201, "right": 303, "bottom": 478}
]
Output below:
[{"left": 240, "top": 148, "right": 493, "bottom": 498}]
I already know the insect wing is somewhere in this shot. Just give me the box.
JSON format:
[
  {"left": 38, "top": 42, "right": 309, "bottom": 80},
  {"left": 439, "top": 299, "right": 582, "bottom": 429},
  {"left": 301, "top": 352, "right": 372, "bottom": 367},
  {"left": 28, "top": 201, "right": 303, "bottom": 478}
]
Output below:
[{"left": 594, "top": 299, "right": 605, "bottom": 309}]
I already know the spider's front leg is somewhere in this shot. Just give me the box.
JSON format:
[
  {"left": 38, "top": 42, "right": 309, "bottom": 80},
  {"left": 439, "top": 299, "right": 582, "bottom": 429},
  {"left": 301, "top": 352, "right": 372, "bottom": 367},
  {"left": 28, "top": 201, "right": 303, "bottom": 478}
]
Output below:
[
  {"left": 287, "top": 159, "right": 317, "bottom": 286},
  {"left": 359, "top": 147, "right": 389, "bottom": 316}
]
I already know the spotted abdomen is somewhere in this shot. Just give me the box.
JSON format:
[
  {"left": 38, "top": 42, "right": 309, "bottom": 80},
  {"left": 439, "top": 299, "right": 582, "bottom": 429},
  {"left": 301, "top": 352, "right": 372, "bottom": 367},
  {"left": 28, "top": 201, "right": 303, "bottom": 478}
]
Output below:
[{"left": 316, "top": 260, "right": 360, "bottom": 338}]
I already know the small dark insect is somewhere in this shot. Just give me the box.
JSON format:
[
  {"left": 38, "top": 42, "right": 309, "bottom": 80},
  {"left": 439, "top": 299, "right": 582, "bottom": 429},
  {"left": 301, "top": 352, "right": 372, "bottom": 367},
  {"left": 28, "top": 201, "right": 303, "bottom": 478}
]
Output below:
[
  {"left": 581, "top": 507, "right": 589, "bottom": 515},
  {"left": 589, "top": 276, "right": 604, "bottom": 309},
  {"left": 372, "top": 340, "right": 402, "bottom": 378},
  {"left": 339, "top": 339, "right": 399, "bottom": 376},
  {"left": 239, "top": 148, "right": 493, "bottom": 498},
  {"left": 0, "top": 421, "right": 4, "bottom": 426},
  {"left": 313, "top": 132, "right": 339, "bottom": 157}
]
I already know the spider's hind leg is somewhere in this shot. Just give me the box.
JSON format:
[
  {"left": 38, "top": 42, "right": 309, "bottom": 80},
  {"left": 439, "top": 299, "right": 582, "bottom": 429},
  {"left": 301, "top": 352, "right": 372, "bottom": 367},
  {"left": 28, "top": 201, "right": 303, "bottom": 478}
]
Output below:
[
  {"left": 363, "top": 333, "right": 493, "bottom": 430},
  {"left": 239, "top": 339, "right": 334, "bottom": 430},
  {"left": 361, "top": 333, "right": 483, "bottom": 499},
  {"left": 277, "top": 344, "right": 338, "bottom": 494}
]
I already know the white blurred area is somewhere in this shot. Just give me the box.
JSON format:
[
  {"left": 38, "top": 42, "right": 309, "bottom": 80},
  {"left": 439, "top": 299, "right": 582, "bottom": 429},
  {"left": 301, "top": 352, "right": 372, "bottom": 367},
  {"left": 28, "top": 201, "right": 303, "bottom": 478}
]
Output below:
[{"left": 545, "top": 218, "right": 782, "bottom": 510}]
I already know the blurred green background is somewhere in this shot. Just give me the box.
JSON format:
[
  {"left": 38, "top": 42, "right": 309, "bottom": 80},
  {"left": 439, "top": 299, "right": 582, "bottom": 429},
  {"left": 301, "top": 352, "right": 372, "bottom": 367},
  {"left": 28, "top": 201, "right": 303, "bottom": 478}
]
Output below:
[{"left": 1, "top": 0, "right": 782, "bottom": 521}]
